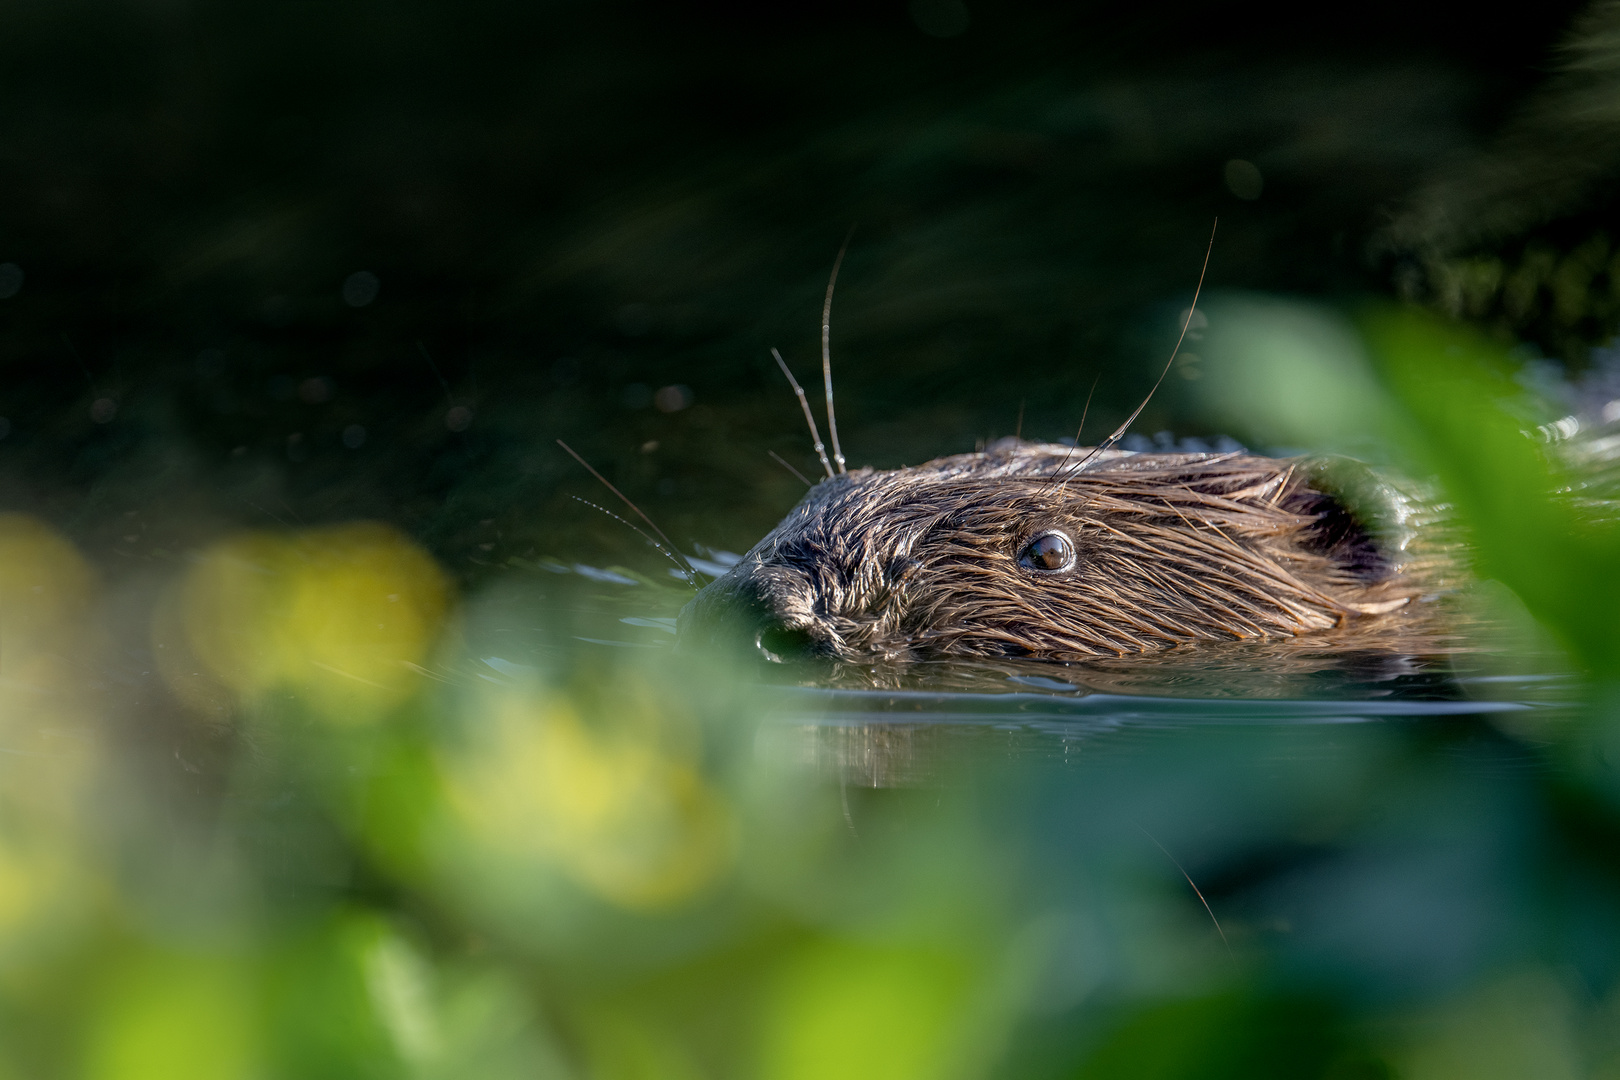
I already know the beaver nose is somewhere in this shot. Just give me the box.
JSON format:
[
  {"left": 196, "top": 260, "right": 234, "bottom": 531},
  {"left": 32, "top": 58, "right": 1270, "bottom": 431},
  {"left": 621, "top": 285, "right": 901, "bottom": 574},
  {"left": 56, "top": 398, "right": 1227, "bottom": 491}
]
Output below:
[
  {"left": 676, "top": 569, "right": 822, "bottom": 663},
  {"left": 754, "top": 622, "right": 817, "bottom": 664}
]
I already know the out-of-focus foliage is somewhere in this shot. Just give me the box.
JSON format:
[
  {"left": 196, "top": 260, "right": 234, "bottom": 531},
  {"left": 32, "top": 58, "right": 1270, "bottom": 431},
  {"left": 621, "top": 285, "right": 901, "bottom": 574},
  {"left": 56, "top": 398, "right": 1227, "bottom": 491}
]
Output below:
[
  {"left": 160, "top": 523, "right": 449, "bottom": 723},
  {"left": 0, "top": 514, "right": 97, "bottom": 726},
  {"left": 1199, "top": 299, "right": 1620, "bottom": 674},
  {"left": 1366, "top": 310, "right": 1620, "bottom": 676},
  {"left": 1195, "top": 296, "right": 1397, "bottom": 454},
  {"left": 433, "top": 680, "right": 734, "bottom": 910}
]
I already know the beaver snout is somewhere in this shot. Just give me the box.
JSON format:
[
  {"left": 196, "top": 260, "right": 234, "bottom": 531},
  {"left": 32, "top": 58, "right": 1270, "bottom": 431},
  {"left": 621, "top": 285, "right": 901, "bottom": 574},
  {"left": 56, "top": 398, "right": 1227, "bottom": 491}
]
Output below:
[
  {"left": 753, "top": 623, "right": 820, "bottom": 663},
  {"left": 677, "top": 566, "right": 828, "bottom": 664}
]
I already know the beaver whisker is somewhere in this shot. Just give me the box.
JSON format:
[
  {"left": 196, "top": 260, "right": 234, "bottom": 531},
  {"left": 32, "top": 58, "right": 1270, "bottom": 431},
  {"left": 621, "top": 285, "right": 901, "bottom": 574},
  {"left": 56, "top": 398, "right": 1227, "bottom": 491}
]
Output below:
[
  {"left": 768, "top": 449, "right": 813, "bottom": 487},
  {"left": 556, "top": 439, "right": 704, "bottom": 588},
  {"left": 566, "top": 495, "right": 698, "bottom": 584},
  {"left": 772, "top": 348, "right": 835, "bottom": 480},
  {"left": 1041, "top": 374, "right": 1101, "bottom": 490},
  {"left": 821, "top": 227, "right": 855, "bottom": 475},
  {"left": 1053, "top": 220, "right": 1219, "bottom": 490}
]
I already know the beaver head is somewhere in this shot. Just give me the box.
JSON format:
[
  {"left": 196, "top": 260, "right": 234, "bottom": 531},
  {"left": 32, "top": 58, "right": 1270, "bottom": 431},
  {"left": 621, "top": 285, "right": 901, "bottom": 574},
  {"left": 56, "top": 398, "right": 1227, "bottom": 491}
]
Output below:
[{"left": 677, "top": 439, "right": 1435, "bottom": 664}]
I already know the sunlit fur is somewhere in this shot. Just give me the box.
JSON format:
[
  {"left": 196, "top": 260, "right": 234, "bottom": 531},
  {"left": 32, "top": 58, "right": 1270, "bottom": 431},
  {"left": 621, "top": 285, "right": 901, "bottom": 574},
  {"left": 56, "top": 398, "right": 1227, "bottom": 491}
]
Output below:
[{"left": 679, "top": 440, "right": 1444, "bottom": 663}]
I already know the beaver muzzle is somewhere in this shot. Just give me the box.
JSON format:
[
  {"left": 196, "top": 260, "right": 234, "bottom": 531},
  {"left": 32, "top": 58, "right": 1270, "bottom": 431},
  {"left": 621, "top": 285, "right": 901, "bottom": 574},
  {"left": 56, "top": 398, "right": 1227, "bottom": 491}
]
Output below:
[{"left": 677, "top": 565, "right": 830, "bottom": 664}]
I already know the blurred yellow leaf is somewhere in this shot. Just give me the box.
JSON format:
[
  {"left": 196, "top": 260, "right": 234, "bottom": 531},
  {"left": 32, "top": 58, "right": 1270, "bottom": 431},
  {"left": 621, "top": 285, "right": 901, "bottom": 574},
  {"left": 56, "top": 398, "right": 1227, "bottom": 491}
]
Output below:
[
  {"left": 441, "top": 687, "right": 732, "bottom": 910},
  {"left": 0, "top": 514, "right": 96, "bottom": 728},
  {"left": 172, "top": 523, "right": 450, "bottom": 723}
]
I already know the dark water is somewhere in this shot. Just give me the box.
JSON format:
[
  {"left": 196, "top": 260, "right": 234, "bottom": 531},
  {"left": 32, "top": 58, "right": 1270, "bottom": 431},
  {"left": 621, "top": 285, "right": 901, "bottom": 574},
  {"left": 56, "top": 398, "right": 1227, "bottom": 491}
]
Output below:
[{"left": 0, "top": 0, "right": 1596, "bottom": 575}]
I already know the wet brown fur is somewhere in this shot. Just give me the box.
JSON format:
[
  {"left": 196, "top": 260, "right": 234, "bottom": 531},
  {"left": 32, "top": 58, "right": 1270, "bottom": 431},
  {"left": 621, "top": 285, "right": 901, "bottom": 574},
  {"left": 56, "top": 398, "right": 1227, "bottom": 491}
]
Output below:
[{"left": 679, "top": 439, "right": 1451, "bottom": 663}]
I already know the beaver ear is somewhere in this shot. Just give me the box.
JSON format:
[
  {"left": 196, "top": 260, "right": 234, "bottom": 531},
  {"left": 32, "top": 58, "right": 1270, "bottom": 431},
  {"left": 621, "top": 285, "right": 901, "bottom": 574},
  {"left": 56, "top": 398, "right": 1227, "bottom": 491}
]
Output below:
[{"left": 1292, "top": 456, "right": 1432, "bottom": 582}]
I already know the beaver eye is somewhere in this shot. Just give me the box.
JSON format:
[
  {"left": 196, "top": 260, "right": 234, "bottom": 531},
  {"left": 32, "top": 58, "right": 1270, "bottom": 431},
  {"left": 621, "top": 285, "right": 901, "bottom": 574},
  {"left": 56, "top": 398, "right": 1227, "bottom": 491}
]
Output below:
[{"left": 1018, "top": 530, "right": 1075, "bottom": 573}]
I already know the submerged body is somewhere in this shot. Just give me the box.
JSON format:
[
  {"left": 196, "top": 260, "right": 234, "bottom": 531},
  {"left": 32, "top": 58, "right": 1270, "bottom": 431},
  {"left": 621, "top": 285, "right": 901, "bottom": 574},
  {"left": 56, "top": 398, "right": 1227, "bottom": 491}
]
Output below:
[{"left": 679, "top": 439, "right": 1456, "bottom": 664}]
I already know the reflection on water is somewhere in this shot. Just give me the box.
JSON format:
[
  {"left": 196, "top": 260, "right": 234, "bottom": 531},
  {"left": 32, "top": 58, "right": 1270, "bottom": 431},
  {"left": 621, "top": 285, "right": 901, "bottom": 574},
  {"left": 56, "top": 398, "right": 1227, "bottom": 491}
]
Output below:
[
  {"left": 756, "top": 682, "right": 1557, "bottom": 789},
  {"left": 755, "top": 621, "right": 1569, "bottom": 787}
]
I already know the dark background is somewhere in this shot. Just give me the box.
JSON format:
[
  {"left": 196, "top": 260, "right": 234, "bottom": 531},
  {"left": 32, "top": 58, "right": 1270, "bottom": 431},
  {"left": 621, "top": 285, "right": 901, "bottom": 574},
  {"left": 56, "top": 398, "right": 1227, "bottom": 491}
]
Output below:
[{"left": 0, "top": 0, "right": 1598, "bottom": 578}]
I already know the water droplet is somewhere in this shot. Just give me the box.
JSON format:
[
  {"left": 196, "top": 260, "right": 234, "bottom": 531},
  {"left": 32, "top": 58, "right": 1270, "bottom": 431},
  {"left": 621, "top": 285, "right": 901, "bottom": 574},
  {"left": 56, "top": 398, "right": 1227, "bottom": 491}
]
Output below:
[
  {"left": 0, "top": 263, "right": 25, "bottom": 299},
  {"left": 654, "top": 384, "right": 693, "bottom": 413},
  {"left": 343, "top": 271, "right": 380, "bottom": 308},
  {"left": 1223, "top": 159, "right": 1264, "bottom": 200},
  {"left": 299, "top": 376, "right": 333, "bottom": 403}
]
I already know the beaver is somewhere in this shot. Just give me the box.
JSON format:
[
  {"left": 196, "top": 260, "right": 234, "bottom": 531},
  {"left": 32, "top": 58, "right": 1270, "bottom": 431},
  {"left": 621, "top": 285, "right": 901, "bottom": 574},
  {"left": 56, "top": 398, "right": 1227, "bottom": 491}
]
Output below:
[
  {"left": 677, "top": 438, "right": 1454, "bottom": 665},
  {"left": 670, "top": 229, "right": 1461, "bottom": 666}
]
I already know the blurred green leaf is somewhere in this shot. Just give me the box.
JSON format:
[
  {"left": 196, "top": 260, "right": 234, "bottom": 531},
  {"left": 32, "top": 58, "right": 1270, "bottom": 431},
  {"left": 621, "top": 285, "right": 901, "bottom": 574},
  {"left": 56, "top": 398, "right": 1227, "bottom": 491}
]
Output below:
[
  {"left": 262, "top": 914, "right": 405, "bottom": 1080},
  {"left": 1361, "top": 308, "right": 1620, "bottom": 675},
  {"left": 1390, "top": 970, "right": 1581, "bottom": 1080},
  {"left": 758, "top": 940, "right": 983, "bottom": 1080},
  {"left": 358, "top": 729, "right": 445, "bottom": 882},
  {"left": 85, "top": 951, "right": 261, "bottom": 1080},
  {"left": 1071, "top": 992, "right": 1360, "bottom": 1080},
  {"left": 1198, "top": 295, "right": 1398, "bottom": 455}
]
